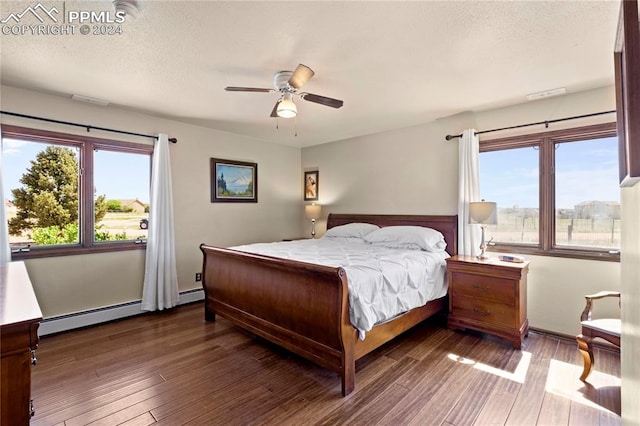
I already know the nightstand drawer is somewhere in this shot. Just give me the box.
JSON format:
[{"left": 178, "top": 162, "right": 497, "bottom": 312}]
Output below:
[
  {"left": 450, "top": 272, "right": 516, "bottom": 304},
  {"left": 451, "top": 296, "right": 516, "bottom": 327}
]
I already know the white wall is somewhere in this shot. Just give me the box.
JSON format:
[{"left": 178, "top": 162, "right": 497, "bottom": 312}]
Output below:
[
  {"left": 302, "top": 119, "right": 459, "bottom": 218},
  {"left": 621, "top": 184, "right": 640, "bottom": 426},
  {"left": 302, "top": 86, "right": 620, "bottom": 337},
  {"left": 1, "top": 85, "right": 302, "bottom": 317}
]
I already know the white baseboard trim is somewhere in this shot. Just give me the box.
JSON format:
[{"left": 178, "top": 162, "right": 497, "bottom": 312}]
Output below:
[{"left": 38, "top": 288, "right": 204, "bottom": 336}]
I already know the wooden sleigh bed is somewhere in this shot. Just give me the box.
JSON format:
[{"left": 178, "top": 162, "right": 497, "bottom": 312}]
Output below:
[{"left": 200, "top": 213, "right": 458, "bottom": 396}]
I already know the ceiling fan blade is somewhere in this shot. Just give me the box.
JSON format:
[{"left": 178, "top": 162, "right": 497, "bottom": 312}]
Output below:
[
  {"left": 301, "top": 93, "right": 344, "bottom": 109},
  {"left": 270, "top": 101, "right": 280, "bottom": 117},
  {"left": 225, "top": 86, "right": 273, "bottom": 93},
  {"left": 288, "top": 64, "right": 315, "bottom": 89}
]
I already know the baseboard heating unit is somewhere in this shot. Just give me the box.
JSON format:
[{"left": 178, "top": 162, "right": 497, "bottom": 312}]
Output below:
[{"left": 38, "top": 288, "right": 204, "bottom": 336}]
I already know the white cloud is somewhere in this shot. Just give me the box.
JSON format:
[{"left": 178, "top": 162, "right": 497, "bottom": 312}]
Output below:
[
  {"left": 556, "top": 165, "right": 620, "bottom": 208},
  {"left": 2, "top": 139, "right": 27, "bottom": 156}
]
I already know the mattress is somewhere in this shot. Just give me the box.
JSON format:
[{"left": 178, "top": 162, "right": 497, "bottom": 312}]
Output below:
[{"left": 230, "top": 238, "right": 449, "bottom": 339}]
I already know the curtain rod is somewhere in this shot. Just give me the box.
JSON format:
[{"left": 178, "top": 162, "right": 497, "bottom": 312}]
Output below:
[
  {"left": 0, "top": 110, "right": 177, "bottom": 143},
  {"left": 444, "top": 110, "right": 616, "bottom": 141}
]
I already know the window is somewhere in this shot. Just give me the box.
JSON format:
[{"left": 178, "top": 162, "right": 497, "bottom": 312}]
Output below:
[
  {"left": 479, "top": 123, "right": 620, "bottom": 261},
  {"left": 2, "top": 125, "right": 153, "bottom": 259}
]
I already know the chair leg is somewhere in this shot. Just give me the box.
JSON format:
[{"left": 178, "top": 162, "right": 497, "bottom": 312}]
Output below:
[{"left": 577, "top": 334, "right": 594, "bottom": 381}]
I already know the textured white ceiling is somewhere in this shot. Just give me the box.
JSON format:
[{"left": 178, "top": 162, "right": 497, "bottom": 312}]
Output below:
[{"left": 0, "top": 0, "right": 620, "bottom": 147}]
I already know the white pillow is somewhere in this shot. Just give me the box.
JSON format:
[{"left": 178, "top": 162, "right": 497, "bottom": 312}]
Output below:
[
  {"left": 323, "top": 223, "right": 380, "bottom": 239},
  {"left": 363, "top": 226, "right": 446, "bottom": 252}
]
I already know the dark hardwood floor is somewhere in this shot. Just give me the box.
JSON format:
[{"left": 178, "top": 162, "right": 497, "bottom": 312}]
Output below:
[{"left": 30, "top": 302, "right": 621, "bottom": 425}]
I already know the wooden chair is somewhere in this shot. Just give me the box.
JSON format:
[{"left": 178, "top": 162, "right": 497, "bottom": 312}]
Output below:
[{"left": 576, "top": 291, "right": 621, "bottom": 382}]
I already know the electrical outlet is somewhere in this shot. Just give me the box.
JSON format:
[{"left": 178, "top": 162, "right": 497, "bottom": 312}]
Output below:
[{"left": 195, "top": 272, "right": 202, "bottom": 282}]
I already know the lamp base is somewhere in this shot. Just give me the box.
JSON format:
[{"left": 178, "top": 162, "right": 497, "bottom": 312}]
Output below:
[{"left": 476, "top": 225, "right": 490, "bottom": 260}]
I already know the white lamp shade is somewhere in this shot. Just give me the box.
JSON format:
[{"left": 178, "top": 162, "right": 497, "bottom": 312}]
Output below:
[
  {"left": 469, "top": 201, "right": 497, "bottom": 225},
  {"left": 305, "top": 203, "right": 321, "bottom": 220},
  {"left": 277, "top": 95, "right": 297, "bottom": 118}
]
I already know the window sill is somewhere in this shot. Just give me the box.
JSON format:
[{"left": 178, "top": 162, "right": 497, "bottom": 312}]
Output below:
[
  {"left": 10, "top": 241, "right": 146, "bottom": 260},
  {"left": 489, "top": 244, "right": 620, "bottom": 263}
]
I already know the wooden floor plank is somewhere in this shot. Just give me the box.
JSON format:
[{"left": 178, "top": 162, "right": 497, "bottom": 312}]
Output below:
[
  {"left": 383, "top": 318, "right": 449, "bottom": 361},
  {"left": 314, "top": 357, "right": 419, "bottom": 425},
  {"left": 254, "top": 350, "right": 402, "bottom": 425},
  {"left": 67, "top": 353, "right": 260, "bottom": 426},
  {"left": 408, "top": 334, "right": 517, "bottom": 426},
  {"left": 443, "top": 337, "right": 519, "bottom": 426},
  {"left": 471, "top": 342, "right": 528, "bottom": 426},
  {"left": 596, "top": 347, "right": 622, "bottom": 426},
  {"left": 34, "top": 369, "right": 163, "bottom": 417},
  {"left": 29, "top": 302, "right": 621, "bottom": 426},
  {"left": 505, "top": 334, "right": 559, "bottom": 425},
  {"left": 568, "top": 346, "right": 621, "bottom": 426},
  {"left": 376, "top": 333, "right": 482, "bottom": 424},
  {"left": 117, "top": 412, "right": 157, "bottom": 426},
  {"left": 31, "top": 375, "right": 166, "bottom": 426},
  {"left": 536, "top": 339, "right": 575, "bottom": 426}
]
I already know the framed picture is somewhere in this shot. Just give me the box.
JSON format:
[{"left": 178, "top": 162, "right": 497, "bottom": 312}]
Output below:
[
  {"left": 211, "top": 158, "right": 258, "bottom": 203},
  {"left": 304, "top": 170, "right": 319, "bottom": 201}
]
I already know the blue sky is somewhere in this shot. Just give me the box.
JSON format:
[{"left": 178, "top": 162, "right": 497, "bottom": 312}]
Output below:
[
  {"left": 216, "top": 163, "right": 253, "bottom": 192},
  {"left": 480, "top": 137, "right": 620, "bottom": 210},
  {"left": 2, "top": 138, "right": 150, "bottom": 202}
]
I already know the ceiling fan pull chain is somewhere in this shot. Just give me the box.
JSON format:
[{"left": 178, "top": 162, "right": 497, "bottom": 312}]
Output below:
[
  {"left": 276, "top": 117, "right": 279, "bottom": 130},
  {"left": 295, "top": 117, "right": 297, "bottom": 137}
]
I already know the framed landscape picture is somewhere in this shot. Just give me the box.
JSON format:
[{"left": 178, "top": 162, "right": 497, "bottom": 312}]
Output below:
[
  {"left": 211, "top": 158, "right": 258, "bottom": 203},
  {"left": 304, "top": 170, "right": 319, "bottom": 201}
]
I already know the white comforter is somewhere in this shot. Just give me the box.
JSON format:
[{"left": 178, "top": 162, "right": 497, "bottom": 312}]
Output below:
[{"left": 230, "top": 238, "right": 449, "bottom": 339}]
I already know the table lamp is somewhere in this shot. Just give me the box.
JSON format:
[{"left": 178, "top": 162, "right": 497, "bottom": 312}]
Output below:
[
  {"left": 304, "top": 203, "right": 322, "bottom": 238},
  {"left": 469, "top": 200, "right": 497, "bottom": 260}
]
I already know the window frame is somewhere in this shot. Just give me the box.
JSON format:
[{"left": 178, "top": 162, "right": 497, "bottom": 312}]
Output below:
[
  {"left": 480, "top": 122, "right": 620, "bottom": 262},
  {"left": 3, "top": 125, "right": 153, "bottom": 260}
]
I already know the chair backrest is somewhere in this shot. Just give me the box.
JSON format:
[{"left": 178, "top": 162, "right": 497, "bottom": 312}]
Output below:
[{"left": 580, "top": 291, "right": 621, "bottom": 321}]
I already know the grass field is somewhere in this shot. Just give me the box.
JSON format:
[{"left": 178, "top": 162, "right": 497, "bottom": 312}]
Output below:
[
  {"left": 96, "top": 212, "right": 149, "bottom": 239},
  {"left": 488, "top": 211, "right": 620, "bottom": 248},
  {"left": 7, "top": 211, "right": 148, "bottom": 245}
]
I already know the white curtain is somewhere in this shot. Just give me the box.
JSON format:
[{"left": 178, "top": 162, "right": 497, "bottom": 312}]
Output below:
[
  {"left": 457, "top": 129, "right": 481, "bottom": 256},
  {"left": 141, "top": 134, "right": 179, "bottom": 311},
  {"left": 0, "top": 134, "right": 11, "bottom": 265}
]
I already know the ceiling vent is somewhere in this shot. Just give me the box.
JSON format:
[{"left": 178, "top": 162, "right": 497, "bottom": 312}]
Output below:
[
  {"left": 526, "top": 87, "right": 567, "bottom": 101},
  {"left": 71, "top": 94, "right": 109, "bottom": 106}
]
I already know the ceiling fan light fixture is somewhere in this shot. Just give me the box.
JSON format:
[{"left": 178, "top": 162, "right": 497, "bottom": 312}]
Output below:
[
  {"left": 226, "top": 64, "right": 343, "bottom": 121},
  {"left": 113, "top": 0, "right": 139, "bottom": 18},
  {"left": 277, "top": 95, "right": 297, "bottom": 118}
]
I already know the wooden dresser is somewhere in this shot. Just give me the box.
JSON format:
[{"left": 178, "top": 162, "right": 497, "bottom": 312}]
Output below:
[
  {"left": 446, "top": 255, "right": 529, "bottom": 349},
  {"left": 1, "top": 261, "right": 43, "bottom": 425}
]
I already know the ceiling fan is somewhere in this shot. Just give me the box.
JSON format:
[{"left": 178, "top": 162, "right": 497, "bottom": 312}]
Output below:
[{"left": 225, "top": 64, "right": 344, "bottom": 119}]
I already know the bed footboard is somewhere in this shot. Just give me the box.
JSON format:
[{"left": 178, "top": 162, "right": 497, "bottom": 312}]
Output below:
[{"left": 200, "top": 244, "right": 357, "bottom": 395}]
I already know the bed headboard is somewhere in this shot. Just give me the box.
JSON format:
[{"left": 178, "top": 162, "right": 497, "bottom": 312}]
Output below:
[{"left": 326, "top": 213, "right": 458, "bottom": 256}]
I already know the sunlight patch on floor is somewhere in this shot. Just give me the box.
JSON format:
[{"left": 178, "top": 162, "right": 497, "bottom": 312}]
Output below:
[
  {"left": 447, "top": 351, "right": 531, "bottom": 383},
  {"left": 545, "top": 359, "right": 621, "bottom": 415}
]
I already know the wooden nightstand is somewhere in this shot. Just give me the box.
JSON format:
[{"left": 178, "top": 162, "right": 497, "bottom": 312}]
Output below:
[{"left": 446, "top": 255, "right": 529, "bottom": 349}]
